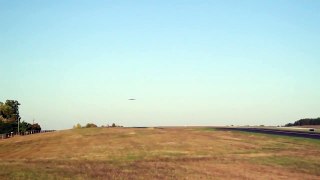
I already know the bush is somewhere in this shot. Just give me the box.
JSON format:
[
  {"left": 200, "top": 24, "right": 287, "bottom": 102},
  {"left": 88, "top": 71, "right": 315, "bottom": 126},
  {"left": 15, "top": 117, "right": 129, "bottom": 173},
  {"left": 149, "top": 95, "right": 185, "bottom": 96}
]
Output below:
[
  {"left": 73, "top": 123, "right": 82, "bottom": 129},
  {"left": 85, "top": 123, "right": 97, "bottom": 128},
  {"left": 31, "top": 123, "right": 41, "bottom": 131}
]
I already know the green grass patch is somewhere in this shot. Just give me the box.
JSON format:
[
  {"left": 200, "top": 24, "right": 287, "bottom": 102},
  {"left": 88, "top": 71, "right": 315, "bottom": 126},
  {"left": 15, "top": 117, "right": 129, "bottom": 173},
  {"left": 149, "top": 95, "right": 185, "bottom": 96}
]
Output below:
[
  {"left": 252, "top": 156, "right": 320, "bottom": 175},
  {"left": 0, "top": 161, "right": 75, "bottom": 180},
  {"left": 196, "top": 127, "right": 217, "bottom": 132}
]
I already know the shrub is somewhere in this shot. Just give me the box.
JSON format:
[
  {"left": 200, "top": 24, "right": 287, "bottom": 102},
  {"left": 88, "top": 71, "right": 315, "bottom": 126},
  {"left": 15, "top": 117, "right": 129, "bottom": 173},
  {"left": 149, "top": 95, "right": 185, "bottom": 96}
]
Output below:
[
  {"left": 85, "top": 123, "right": 97, "bottom": 128},
  {"left": 73, "top": 123, "right": 82, "bottom": 129}
]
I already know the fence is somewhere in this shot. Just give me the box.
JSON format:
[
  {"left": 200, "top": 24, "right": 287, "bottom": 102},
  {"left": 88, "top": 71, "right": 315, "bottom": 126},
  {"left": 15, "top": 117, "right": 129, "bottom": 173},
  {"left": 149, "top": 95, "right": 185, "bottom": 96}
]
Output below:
[{"left": 0, "top": 130, "right": 56, "bottom": 140}]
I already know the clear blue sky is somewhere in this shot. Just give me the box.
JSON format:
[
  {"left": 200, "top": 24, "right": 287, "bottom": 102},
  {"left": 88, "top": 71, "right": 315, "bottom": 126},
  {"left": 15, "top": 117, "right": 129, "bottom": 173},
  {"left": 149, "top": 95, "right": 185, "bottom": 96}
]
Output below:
[{"left": 1, "top": 0, "right": 319, "bottom": 130}]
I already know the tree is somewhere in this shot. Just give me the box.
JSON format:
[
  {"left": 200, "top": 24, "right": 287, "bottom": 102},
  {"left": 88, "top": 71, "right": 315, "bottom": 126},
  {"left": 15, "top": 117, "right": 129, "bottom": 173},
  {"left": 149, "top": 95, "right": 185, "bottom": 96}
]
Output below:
[
  {"left": 31, "top": 123, "right": 41, "bottom": 131},
  {"left": 0, "top": 120, "right": 16, "bottom": 134},
  {"left": 19, "top": 121, "right": 33, "bottom": 133},
  {"left": 0, "top": 100, "right": 44, "bottom": 134},
  {"left": 0, "top": 115, "right": 6, "bottom": 123},
  {"left": 0, "top": 100, "right": 20, "bottom": 134},
  {"left": 73, "top": 123, "right": 82, "bottom": 129},
  {"left": 0, "top": 102, "right": 12, "bottom": 120},
  {"left": 85, "top": 123, "right": 97, "bottom": 128},
  {"left": 0, "top": 100, "right": 20, "bottom": 121}
]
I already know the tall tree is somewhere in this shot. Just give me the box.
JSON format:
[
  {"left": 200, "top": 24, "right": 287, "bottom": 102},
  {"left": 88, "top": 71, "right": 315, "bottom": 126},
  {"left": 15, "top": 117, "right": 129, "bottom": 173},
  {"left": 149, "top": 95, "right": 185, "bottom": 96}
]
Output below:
[
  {"left": 0, "top": 101, "right": 7, "bottom": 119},
  {"left": 4, "top": 100, "right": 21, "bottom": 121}
]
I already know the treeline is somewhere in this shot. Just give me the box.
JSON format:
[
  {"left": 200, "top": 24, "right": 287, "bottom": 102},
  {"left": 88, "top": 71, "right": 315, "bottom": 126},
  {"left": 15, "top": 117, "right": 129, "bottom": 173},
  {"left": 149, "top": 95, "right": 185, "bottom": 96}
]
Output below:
[
  {"left": 73, "top": 123, "right": 98, "bottom": 129},
  {"left": 285, "top": 118, "right": 320, "bottom": 127},
  {"left": 73, "top": 123, "right": 122, "bottom": 129},
  {"left": 0, "top": 100, "right": 41, "bottom": 134},
  {"left": 0, "top": 120, "right": 41, "bottom": 134}
]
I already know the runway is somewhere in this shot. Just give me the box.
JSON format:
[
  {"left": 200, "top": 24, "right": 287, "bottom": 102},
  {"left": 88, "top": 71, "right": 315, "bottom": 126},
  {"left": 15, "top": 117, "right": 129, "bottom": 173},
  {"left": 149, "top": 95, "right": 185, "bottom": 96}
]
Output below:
[{"left": 218, "top": 127, "right": 320, "bottom": 140}]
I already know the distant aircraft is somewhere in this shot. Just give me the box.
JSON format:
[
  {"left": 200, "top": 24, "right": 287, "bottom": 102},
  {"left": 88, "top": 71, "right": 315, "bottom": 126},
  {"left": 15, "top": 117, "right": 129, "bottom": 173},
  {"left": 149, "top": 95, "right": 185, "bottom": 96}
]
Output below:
[{"left": 128, "top": 99, "right": 136, "bottom": 100}]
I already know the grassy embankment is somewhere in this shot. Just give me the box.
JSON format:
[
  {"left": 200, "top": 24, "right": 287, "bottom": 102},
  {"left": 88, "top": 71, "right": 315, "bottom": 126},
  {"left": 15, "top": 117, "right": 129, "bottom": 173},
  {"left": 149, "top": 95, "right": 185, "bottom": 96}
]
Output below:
[{"left": 0, "top": 127, "right": 320, "bottom": 179}]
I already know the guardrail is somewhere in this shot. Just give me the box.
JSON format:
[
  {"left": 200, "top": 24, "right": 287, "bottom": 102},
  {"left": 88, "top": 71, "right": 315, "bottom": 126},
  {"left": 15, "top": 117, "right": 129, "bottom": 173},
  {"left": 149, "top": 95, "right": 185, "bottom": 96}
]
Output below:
[{"left": 0, "top": 130, "right": 56, "bottom": 140}]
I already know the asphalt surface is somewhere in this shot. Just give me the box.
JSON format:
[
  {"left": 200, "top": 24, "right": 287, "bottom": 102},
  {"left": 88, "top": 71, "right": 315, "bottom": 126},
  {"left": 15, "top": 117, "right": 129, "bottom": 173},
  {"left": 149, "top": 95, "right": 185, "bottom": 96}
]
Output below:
[{"left": 218, "top": 127, "right": 320, "bottom": 140}]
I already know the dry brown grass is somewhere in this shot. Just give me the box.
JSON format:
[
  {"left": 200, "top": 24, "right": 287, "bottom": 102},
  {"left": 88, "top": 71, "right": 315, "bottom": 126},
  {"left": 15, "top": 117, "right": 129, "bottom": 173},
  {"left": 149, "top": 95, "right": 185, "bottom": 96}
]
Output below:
[{"left": 0, "top": 127, "right": 320, "bottom": 179}]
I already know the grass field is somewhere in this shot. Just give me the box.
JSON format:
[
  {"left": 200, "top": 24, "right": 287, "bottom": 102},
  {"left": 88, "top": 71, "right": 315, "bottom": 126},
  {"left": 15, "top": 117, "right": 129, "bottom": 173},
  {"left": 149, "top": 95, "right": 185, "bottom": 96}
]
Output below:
[{"left": 1, "top": 127, "right": 320, "bottom": 179}]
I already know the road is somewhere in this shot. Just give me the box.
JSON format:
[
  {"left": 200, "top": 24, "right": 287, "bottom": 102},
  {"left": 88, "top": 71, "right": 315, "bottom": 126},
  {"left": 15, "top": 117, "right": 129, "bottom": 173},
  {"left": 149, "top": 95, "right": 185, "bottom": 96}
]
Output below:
[{"left": 218, "top": 127, "right": 320, "bottom": 140}]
